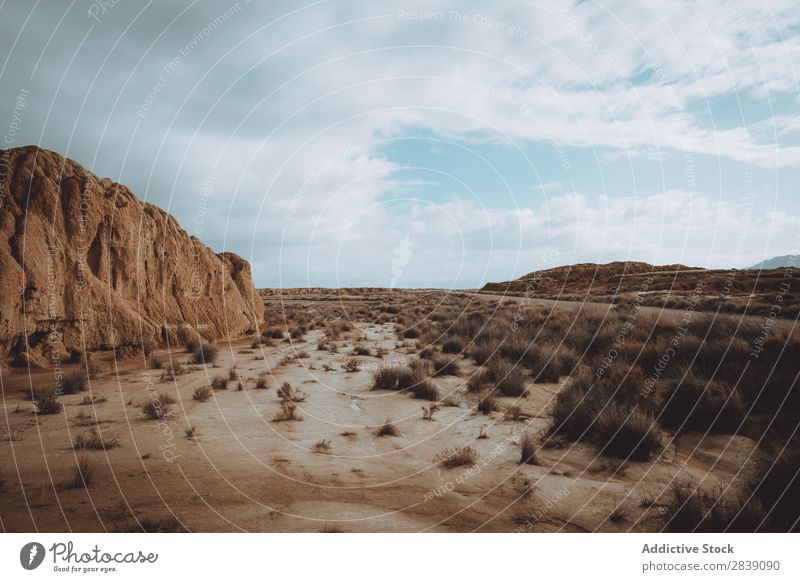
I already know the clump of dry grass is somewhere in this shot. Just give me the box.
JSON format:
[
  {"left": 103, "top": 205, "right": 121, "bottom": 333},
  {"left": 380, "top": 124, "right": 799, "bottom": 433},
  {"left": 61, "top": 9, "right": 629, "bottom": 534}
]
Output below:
[
  {"left": 73, "top": 429, "right": 119, "bottom": 450},
  {"left": 193, "top": 386, "right": 213, "bottom": 401},
  {"left": 69, "top": 454, "right": 96, "bottom": 488},
  {"left": 372, "top": 365, "right": 403, "bottom": 390},
  {"left": 185, "top": 426, "right": 197, "bottom": 438},
  {"left": 343, "top": 358, "right": 361, "bottom": 372},
  {"left": 36, "top": 392, "right": 63, "bottom": 415},
  {"left": 477, "top": 393, "right": 497, "bottom": 415},
  {"left": 191, "top": 342, "right": 217, "bottom": 364},
  {"left": 593, "top": 404, "right": 660, "bottom": 461},
  {"left": 487, "top": 358, "right": 527, "bottom": 397},
  {"left": 274, "top": 401, "right": 302, "bottom": 422},
  {"left": 376, "top": 419, "right": 399, "bottom": 437},
  {"left": 312, "top": 439, "right": 332, "bottom": 453},
  {"left": 80, "top": 394, "right": 107, "bottom": 405},
  {"left": 519, "top": 431, "right": 538, "bottom": 465},
  {"left": 411, "top": 379, "right": 440, "bottom": 401},
  {"left": 211, "top": 375, "right": 227, "bottom": 390},
  {"left": 421, "top": 403, "right": 439, "bottom": 420},
  {"left": 504, "top": 405, "right": 525, "bottom": 421},
  {"left": 62, "top": 371, "right": 89, "bottom": 394},
  {"left": 277, "top": 382, "right": 307, "bottom": 402},
  {"left": 437, "top": 445, "right": 478, "bottom": 468},
  {"left": 143, "top": 393, "right": 175, "bottom": 420},
  {"left": 432, "top": 356, "right": 460, "bottom": 377}
]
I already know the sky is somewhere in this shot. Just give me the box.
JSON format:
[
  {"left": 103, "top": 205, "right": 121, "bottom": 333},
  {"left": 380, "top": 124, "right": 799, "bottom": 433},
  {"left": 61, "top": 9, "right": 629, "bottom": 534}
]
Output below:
[{"left": 1, "top": 0, "right": 799, "bottom": 288}]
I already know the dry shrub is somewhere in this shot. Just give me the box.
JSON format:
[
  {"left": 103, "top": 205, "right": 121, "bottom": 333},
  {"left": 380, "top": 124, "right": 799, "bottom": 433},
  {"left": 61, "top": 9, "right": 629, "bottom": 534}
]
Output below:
[
  {"left": 372, "top": 366, "right": 403, "bottom": 390},
  {"left": 274, "top": 401, "right": 302, "bottom": 422},
  {"left": 658, "top": 373, "right": 745, "bottom": 434},
  {"left": 143, "top": 393, "right": 175, "bottom": 420},
  {"left": 343, "top": 358, "right": 361, "bottom": 372},
  {"left": 211, "top": 375, "right": 228, "bottom": 390},
  {"left": 437, "top": 445, "right": 477, "bottom": 468},
  {"left": 432, "top": 357, "right": 460, "bottom": 377},
  {"left": 519, "top": 431, "right": 538, "bottom": 465},
  {"left": 376, "top": 419, "right": 399, "bottom": 437},
  {"left": 421, "top": 403, "right": 439, "bottom": 420},
  {"left": 73, "top": 429, "right": 119, "bottom": 450},
  {"left": 62, "top": 372, "right": 89, "bottom": 394},
  {"left": 412, "top": 379, "right": 440, "bottom": 401},
  {"left": 487, "top": 358, "right": 527, "bottom": 397},
  {"left": 593, "top": 404, "right": 660, "bottom": 461},
  {"left": 70, "top": 454, "right": 96, "bottom": 488},
  {"left": 36, "top": 392, "right": 63, "bottom": 415},
  {"left": 661, "top": 482, "right": 765, "bottom": 532},
  {"left": 193, "top": 386, "right": 213, "bottom": 401},
  {"left": 441, "top": 338, "right": 464, "bottom": 354},
  {"left": 277, "top": 382, "right": 307, "bottom": 402},
  {"left": 312, "top": 439, "right": 332, "bottom": 453},
  {"left": 191, "top": 342, "right": 217, "bottom": 364},
  {"left": 478, "top": 393, "right": 497, "bottom": 415}
]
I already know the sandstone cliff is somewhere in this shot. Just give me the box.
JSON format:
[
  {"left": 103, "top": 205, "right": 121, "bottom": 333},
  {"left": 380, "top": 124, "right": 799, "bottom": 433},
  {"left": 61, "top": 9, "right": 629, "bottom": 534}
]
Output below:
[{"left": 0, "top": 146, "right": 264, "bottom": 366}]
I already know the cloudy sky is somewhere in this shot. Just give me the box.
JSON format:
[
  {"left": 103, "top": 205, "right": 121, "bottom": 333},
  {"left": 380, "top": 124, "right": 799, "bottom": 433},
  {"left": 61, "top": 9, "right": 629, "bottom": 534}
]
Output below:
[{"left": 1, "top": 0, "right": 799, "bottom": 287}]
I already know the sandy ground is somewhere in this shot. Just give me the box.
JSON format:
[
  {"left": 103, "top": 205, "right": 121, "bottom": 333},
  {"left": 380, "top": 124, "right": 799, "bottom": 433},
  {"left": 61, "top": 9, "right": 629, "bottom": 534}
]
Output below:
[{"left": 0, "top": 309, "right": 756, "bottom": 532}]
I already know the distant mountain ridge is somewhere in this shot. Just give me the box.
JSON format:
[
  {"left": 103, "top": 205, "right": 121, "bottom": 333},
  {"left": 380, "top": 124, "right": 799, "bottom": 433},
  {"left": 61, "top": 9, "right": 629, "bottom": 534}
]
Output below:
[
  {"left": 746, "top": 255, "right": 798, "bottom": 270},
  {"left": 480, "top": 261, "right": 696, "bottom": 295}
]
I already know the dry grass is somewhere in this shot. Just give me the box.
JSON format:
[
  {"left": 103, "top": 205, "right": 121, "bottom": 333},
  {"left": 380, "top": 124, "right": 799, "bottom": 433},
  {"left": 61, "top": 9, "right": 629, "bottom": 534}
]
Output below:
[
  {"left": 274, "top": 401, "right": 302, "bottom": 422},
  {"left": 432, "top": 356, "right": 460, "bottom": 377},
  {"left": 191, "top": 342, "right": 218, "bottom": 364},
  {"left": 376, "top": 419, "right": 399, "bottom": 437},
  {"left": 69, "top": 454, "right": 96, "bottom": 488},
  {"left": 73, "top": 429, "right": 119, "bottom": 450},
  {"left": 193, "top": 386, "right": 213, "bottom": 401},
  {"left": 143, "top": 393, "right": 175, "bottom": 420},
  {"left": 477, "top": 393, "right": 497, "bottom": 415},
  {"left": 36, "top": 392, "right": 63, "bottom": 415},
  {"left": 437, "top": 445, "right": 478, "bottom": 468},
  {"left": 311, "top": 438, "right": 332, "bottom": 453},
  {"left": 519, "top": 431, "right": 538, "bottom": 465}
]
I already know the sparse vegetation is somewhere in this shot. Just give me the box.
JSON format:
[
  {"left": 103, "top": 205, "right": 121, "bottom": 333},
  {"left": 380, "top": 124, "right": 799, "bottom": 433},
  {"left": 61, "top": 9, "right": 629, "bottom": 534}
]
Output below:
[
  {"left": 312, "top": 439, "right": 332, "bottom": 453},
  {"left": 193, "top": 386, "right": 213, "bottom": 401},
  {"left": 277, "top": 382, "right": 307, "bottom": 402},
  {"left": 62, "top": 372, "right": 88, "bottom": 394},
  {"left": 73, "top": 429, "right": 119, "bottom": 450},
  {"left": 143, "top": 393, "right": 175, "bottom": 420},
  {"left": 377, "top": 419, "right": 398, "bottom": 437},
  {"left": 432, "top": 356, "right": 460, "bottom": 377},
  {"left": 274, "top": 401, "right": 302, "bottom": 422},
  {"left": 69, "top": 454, "right": 96, "bottom": 488},
  {"left": 519, "top": 431, "right": 538, "bottom": 465},
  {"left": 191, "top": 342, "right": 218, "bottom": 364},
  {"left": 343, "top": 358, "right": 361, "bottom": 372},
  {"left": 437, "top": 445, "right": 477, "bottom": 468},
  {"left": 35, "top": 392, "right": 63, "bottom": 415},
  {"left": 421, "top": 403, "right": 439, "bottom": 420},
  {"left": 477, "top": 393, "right": 497, "bottom": 415}
]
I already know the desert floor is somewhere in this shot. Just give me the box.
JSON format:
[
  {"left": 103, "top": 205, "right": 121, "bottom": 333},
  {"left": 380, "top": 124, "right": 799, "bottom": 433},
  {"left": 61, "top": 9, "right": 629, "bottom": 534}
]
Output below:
[{"left": 0, "top": 291, "right": 757, "bottom": 532}]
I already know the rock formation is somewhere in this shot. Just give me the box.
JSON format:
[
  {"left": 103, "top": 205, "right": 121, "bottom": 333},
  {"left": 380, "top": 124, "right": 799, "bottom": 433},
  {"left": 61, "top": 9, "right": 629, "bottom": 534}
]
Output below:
[{"left": 0, "top": 146, "right": 264, "bottom": 367}]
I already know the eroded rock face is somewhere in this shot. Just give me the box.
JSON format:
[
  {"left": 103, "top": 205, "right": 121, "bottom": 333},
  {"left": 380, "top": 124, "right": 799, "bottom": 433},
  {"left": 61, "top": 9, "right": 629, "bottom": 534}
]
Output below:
[{"left": 0, "top": 146, "right": 264, "bottom": 366}]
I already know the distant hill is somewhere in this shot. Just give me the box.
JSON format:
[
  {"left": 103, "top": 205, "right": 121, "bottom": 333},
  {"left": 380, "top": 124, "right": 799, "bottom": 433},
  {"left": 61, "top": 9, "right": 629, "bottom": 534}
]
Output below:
[
  {"left": 480, "top": 261, "right": 697, "bottom": 295},
  {"left": 746, "top": 255, "right": 798, "bottom": 270}
]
